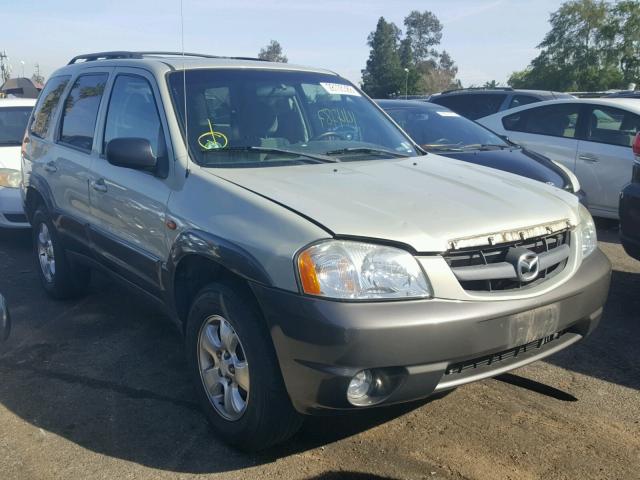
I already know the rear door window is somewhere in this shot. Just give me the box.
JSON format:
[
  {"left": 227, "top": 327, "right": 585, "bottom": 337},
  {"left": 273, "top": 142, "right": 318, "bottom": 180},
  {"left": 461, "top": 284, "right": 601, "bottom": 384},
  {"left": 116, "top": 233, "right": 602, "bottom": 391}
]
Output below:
[
  {"left": 585, "top": 105, "right": 640, "bottom": 147},
  {"left": 431, "top": 93, "right": 507, "bottom": 120},
  {"left": 502, "top": 104, "right": 580, "bottom": 139},
  {"left": 59, "top": 73, "right": 108, "bottom": 151},
  {"left": 29, "top": 75, "right": 71, "bottom": 139}
]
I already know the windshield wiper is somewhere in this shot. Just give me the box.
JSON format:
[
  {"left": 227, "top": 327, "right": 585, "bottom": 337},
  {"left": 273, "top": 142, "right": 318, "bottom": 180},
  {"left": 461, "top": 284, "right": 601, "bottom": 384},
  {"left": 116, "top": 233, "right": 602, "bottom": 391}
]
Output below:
[
  {"left": 324, "top": 147, "right": 410, "bottom": 158},
  {"left": 421, "top": 144, "right": 465, "bottom": 152},
  {"left": 201, "top": 146, "right": 339, "bottom": 163},
  {"left": 462, "top": 143, "right": 512, "bottom": 151}
]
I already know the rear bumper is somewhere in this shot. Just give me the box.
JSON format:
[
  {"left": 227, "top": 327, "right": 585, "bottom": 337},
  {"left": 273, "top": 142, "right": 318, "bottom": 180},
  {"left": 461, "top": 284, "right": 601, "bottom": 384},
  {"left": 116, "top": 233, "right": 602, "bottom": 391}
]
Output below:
[
  {"left": 620, "top": 183, "right": 640, "bottom": 260},
  {"left": 252, "top": 249, "right": 611, "bottom": 414},
  {"left": 0, "top": 187, "right": 29, "bottom": 229}
]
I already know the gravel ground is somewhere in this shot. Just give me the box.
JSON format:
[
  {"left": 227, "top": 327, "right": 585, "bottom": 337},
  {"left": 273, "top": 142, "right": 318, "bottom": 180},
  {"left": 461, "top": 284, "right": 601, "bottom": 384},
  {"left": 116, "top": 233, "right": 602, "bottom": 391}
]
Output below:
[{"left": 0, "top": 225, "right": 638, "bottom": 480}]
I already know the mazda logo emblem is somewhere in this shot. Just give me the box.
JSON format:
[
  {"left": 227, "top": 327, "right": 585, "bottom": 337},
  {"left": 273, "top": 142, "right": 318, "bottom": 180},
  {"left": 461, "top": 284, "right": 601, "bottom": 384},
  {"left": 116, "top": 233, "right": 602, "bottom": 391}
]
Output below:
[{"left": 516, "top": 252, "right": 539, "bottom": 282}]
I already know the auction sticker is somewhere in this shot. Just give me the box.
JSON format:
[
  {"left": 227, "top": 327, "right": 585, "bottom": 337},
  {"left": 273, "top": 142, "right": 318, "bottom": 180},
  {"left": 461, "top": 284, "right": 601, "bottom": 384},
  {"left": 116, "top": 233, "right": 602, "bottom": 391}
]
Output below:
[
  {"left": 320, "top": 82, "right": 361, "bottom": 96},
  {"left": 436, "top": 111, "right": 460, "bottom": 117}
]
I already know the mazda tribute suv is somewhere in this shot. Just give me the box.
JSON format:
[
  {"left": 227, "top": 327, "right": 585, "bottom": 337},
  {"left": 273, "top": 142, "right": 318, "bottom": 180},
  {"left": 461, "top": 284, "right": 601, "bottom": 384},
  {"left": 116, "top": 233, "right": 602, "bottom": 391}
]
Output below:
[{"left": 21, "top": 51, "right": 611, "bottom": 450}]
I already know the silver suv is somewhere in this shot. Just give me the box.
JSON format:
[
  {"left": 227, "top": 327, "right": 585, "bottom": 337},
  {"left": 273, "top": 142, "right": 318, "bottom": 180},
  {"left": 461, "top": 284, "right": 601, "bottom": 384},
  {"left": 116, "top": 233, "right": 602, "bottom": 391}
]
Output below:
[{"left": 22, "top": 52, "right": 611, "bottom": 450}]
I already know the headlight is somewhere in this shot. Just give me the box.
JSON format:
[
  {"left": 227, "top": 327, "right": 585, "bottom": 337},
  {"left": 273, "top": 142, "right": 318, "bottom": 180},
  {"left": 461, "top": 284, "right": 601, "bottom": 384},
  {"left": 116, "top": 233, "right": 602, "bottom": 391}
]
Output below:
[
  {"left": 297, "top": 240, "right": 432, "bottom": 300},
  {"left": 0, "top": 168, "right": 21, "bottom": 188},
  {"left": 579, "top": 204, "right": 597, "bottom": 257}
]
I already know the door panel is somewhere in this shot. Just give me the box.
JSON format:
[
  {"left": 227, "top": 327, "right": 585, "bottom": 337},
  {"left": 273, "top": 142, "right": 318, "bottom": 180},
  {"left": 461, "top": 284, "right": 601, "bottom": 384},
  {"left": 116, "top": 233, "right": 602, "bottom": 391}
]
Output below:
[
  {"left": 88, "top": 71, "right": 172, "bottom": 294},
  {"left": 576, "top": 140, "right": 634, "bottom": 218},
  {"left": 507, "top": 132, "right": 579, "bottom": 172}
]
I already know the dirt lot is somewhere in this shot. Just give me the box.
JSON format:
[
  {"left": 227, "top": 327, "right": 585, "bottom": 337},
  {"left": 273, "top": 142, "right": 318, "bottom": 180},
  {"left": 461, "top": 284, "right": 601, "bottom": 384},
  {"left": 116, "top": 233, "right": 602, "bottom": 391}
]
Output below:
[{"left": 0, "top": 226, "right": 638, "bottom": 480}]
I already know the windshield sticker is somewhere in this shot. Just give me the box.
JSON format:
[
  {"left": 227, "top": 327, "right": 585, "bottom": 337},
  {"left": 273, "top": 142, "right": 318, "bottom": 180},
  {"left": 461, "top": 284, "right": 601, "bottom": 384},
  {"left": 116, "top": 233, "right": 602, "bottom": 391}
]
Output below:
[
  {"left": 436, "top": 111, "right": 459, "bottom": 117},
  {"left": 319, "top": 82, "right": 361, "bottom": 97},
  {"left": 198, "top": 119, "right": 228, "bottom": 150}
]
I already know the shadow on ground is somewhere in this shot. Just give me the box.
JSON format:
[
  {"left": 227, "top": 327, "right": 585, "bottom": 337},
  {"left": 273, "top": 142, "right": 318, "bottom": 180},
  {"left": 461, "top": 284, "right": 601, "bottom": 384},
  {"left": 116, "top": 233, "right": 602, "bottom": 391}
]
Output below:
[{"left": 0, "top": 229, "right": 437, "bottom": 473}]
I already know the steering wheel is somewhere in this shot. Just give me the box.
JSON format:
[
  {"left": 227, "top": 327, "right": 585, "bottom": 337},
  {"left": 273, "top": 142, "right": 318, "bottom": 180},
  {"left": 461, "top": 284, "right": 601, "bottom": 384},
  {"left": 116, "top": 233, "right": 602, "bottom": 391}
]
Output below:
[
  {"left": 310, "top": 131, "right": 348, "bottom": 141},
  {"left": 433, "top": 138, "right": 454, "bottom": 145}
]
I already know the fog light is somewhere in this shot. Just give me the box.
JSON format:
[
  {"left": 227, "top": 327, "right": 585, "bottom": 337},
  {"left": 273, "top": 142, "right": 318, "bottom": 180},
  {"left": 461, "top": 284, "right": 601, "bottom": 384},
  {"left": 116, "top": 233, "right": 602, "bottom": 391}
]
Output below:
[{"left": 347, "top": 370, "right": 373, "bottom": 402}]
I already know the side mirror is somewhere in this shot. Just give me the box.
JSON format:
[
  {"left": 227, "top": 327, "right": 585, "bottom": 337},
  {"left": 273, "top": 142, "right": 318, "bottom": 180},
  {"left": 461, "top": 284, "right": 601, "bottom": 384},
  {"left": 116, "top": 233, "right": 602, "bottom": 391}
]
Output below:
[
  {"left": 106, "top": 138, "right": 157, "bottom": 171},
  {"left": 0, "top": 294, "right": 11, "bottom": 341}
]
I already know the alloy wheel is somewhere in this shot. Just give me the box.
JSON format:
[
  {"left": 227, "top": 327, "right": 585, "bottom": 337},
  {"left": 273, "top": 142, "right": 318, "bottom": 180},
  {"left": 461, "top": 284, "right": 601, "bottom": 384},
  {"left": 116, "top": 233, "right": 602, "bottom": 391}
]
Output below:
[{"left": 197, "top": 315, "right": 250, "bottom": 420}]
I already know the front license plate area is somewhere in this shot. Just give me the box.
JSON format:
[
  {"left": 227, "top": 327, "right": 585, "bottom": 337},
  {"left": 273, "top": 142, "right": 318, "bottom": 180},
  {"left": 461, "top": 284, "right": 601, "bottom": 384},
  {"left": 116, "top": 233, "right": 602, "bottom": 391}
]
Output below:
[{"left": 509, "top": 303, "right": 560, "bottom": 346}]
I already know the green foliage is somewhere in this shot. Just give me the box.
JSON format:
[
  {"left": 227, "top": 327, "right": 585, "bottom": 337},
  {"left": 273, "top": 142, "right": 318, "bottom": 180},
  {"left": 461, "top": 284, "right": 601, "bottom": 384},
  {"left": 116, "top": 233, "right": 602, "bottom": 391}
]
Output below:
[
  {"left": 361, "top": 17, "right": 404, "bottom": 98},
  {"left": 508, "top": 0, "right": 640, "bottom": 91},
  {"left": 258, "top": 40, "right": 288, "bottom": 63},
  {"left": 361, "top": 11, "right": 459, "bottom": 98}
]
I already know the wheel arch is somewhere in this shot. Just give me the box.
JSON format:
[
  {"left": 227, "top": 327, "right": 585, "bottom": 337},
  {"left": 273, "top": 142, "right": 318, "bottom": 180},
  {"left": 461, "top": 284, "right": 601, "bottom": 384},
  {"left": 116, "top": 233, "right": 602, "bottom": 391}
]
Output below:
[{"left": 168, "top": 230, "right": 274, "bottom": 330}]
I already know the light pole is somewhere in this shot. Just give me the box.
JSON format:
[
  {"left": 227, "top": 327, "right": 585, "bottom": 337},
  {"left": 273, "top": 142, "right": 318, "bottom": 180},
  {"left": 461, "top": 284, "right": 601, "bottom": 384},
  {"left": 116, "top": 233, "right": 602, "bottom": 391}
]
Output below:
[
  {"left": 404, "top": 68, "right": 409, "bottom": 99},
  {"left": 20, "top": 60, "right": 25, "bottom": 78}
]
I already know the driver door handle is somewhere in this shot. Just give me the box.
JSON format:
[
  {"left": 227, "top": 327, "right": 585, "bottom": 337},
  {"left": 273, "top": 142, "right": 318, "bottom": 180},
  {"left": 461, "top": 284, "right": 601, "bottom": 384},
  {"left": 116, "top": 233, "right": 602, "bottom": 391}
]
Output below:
[
  {"left": 44, "top": 161, "right": 57, "bottom": 173},
  {"left": 578, "top": 153, "right": 599, "bottom": 163},
  {"left": 90, "top": 178, "right": 108, "bottom": 193}
]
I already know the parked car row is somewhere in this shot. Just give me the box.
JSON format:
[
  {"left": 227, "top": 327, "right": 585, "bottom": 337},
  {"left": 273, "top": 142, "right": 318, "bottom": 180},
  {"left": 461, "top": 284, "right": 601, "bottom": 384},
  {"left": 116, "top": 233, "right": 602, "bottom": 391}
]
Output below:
[
  {"left": 16, "top": 51, "right": 612, "bottom": 451},
  {"left": 376, "top": 99, "right": 583, "bottom": 198},
  {"left": 478, "top": 98, "right": 640, "bottom": 220}
]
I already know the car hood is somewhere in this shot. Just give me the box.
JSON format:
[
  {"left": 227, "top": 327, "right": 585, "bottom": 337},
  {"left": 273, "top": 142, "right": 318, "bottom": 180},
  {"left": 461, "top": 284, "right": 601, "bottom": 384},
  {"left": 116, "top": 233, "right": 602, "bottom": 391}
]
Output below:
[
  {"left": 438, "top": 148, "right": 568, "bottom": 189},
  {"left": 0, "top": 146, "right": 21, "bottom": 169},
  {"left": 205, "top": 155, "right": 579, "bottom": 252}
]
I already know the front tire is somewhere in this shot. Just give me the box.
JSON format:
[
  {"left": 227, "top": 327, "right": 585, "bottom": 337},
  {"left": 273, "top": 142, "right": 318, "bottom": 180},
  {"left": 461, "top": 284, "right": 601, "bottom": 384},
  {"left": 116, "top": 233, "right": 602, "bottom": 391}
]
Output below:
[
  {"left": 32, "top": 207, "right": 90, "bottom": 299},
  {"left": 186, "top": 282, "right": 302, "bottom": 451}
]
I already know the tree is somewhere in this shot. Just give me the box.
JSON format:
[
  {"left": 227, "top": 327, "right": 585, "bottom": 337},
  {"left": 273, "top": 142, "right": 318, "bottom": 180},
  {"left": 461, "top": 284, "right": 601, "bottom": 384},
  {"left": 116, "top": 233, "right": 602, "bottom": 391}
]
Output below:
[
  {"left": 403, "top": 10, "right": 443, "bottom": 64},
  {"left": 362, "top": 11, "right": 460, "bottom": 97},
  {"left": 508, "top": 0, "right": 636, "bottom": 91},
  {"left": 483, "top": 80, "right": 501, "bottom": 88},
  {"left": 361, "top": 17, "right": 404, "bottom": 98},
  {"left": 258, "top": 40, "right": 288, "bottom": 63}
]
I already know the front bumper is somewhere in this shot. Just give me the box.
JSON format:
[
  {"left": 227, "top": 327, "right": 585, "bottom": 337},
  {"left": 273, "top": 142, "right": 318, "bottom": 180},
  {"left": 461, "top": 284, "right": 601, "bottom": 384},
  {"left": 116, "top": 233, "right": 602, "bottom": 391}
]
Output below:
[
  {"left": 0, "top": 186, "right": 29, "bottom": 229},
  {"left": 252, "top": 249, "right": 611, "bottom": 414},
  {"left": 620, "top": 182, "right": 640, "bottom": 260}
]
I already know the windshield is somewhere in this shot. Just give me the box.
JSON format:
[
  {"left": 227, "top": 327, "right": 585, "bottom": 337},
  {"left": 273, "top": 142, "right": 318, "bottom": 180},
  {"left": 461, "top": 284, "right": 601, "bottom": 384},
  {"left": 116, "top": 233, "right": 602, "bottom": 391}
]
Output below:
[
  {"left": 383, "top": 105, "right": 509, "bottom": 152},
  {"left": 0, "top": 107, "right": 32, "bottom": 146},
  {"left": 168, "top": 69, "right": 418, "bottom": 167}
]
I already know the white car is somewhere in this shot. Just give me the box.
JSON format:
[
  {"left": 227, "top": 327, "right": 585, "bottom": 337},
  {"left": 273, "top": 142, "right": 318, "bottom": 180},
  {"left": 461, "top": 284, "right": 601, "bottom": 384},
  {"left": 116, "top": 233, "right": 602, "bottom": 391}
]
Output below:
[
  {"left": 0, "top": 98, "right": 35, "bottom": 228},
  {"left": 478, "top": 98, "right": 640, "bottom": 219}
]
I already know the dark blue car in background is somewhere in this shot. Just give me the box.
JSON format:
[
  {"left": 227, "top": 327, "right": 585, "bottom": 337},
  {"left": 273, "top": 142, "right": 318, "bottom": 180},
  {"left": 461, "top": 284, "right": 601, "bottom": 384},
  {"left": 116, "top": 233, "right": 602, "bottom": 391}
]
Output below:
[{"left": 377, "top": 99, "right": 583, "bottom": 199}]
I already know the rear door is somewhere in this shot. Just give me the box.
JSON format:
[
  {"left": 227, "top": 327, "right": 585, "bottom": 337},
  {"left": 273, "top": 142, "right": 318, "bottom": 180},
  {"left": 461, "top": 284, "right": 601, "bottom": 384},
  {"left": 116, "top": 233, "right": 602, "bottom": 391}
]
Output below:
[
  {"left": 88, "top": 69, "right": 173, "bottom": 295},
  {"left": 51, "top": 71, "right": 111, "bottom": 254},
  {"left": 499, "top": 103, "right": 580, "bottom": 172},
  {"left": 575, "top": 104, "right": 640, "bottom": 218}
]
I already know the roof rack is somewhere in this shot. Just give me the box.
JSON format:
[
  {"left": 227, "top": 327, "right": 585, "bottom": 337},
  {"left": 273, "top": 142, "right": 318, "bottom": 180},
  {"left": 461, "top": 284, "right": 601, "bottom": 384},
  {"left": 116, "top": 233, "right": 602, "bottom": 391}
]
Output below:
[
  {"left": 440, "top": 86, "right": 514, "bottom": 95},
  {"left": 68, "top": 51, "right": 266, "bottom": 65}
]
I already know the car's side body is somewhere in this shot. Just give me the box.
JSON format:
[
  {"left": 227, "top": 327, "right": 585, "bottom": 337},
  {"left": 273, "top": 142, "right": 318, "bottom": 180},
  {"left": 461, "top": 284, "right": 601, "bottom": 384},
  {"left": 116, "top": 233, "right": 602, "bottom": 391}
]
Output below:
[
  {"left": 428, "top": 88, "right": 573, "bottom": 120},
  {"left": 479, "top": 98, "right": 640, "bottom": 219},
  {"left": 620, "top": 136, "right": 640, "bottom": 260}
]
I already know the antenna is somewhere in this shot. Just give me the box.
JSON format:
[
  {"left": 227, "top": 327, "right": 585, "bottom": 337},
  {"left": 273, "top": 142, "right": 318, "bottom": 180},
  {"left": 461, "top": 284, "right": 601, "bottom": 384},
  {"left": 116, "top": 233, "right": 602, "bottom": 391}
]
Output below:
[{"left": 180, "top": 0, "right": 190, "bottom": 178}]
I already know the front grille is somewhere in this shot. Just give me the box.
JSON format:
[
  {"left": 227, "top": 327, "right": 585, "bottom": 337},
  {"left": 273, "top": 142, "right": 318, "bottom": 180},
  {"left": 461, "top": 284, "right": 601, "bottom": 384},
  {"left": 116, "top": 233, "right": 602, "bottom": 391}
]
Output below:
[
  {"left": 3, "top": 213, "right": 27, "bottom": 223},
  {"left": 445, "top": 230, "right": 570, "bottom": 292},
  {"left": 445, "top": 331, "right": 567, "bottom": 376}
]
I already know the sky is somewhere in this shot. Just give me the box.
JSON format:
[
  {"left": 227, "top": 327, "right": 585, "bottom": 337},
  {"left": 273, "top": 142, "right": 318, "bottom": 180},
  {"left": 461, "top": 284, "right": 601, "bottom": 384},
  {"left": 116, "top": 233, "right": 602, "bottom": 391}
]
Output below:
[{"left": 1, "top": 0, "right": 569, "bottom": 87}]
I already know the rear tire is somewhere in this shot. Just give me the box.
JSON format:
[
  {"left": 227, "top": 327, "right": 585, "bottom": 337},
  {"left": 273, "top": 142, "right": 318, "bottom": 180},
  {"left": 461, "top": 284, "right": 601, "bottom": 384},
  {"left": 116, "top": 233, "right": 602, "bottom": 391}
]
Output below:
[
  {"left": 185, "top": 282, "right": 302, "bottom": 451},
  {"left": 32, "top": 207, "right": 90, "bottom": 299}
]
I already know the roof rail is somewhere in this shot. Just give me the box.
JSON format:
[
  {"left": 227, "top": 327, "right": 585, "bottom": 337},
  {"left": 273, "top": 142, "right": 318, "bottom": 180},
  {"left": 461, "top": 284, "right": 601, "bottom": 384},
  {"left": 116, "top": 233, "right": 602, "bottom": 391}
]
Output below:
[
  {"left": 68, "top": 51, "right": 143, "bottom": 64},
  {"left": 68, "top": 51, "right": 267, "bottom": 65},
  {"left": 440, "top": 86, "right": 514, "bottom": 95}
]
